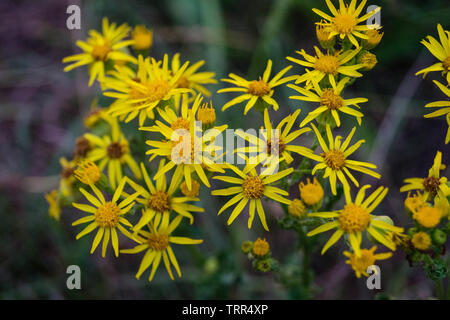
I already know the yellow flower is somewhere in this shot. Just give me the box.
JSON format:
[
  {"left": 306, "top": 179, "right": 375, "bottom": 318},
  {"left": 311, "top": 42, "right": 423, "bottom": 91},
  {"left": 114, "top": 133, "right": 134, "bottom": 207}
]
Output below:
[
  {"left": 287, "top": 46, "right": 363, "bottom": 86},
  {"left": 74, "top": 160, "right": 101, "bottom": 185},
  {"left": 59, "top": 157, "right": 76, "bottom": 197},
  {"left": 72, "top": 178, "right": 140, "bottom": 257},
  {"left": 253, "top": 238, "right": 270, "bottom": 256},
  {"left": 413, "top": 206, "right": 442, "bottom": 228},
  {"left": 45, "top": 190, "right": 61, "bottom": 221},
  {"left": 235, "top": 108, "right": 311, "bottom": 174},
  {"left": 126, "top": 160, "right": 204, "bottom": 232},
  {"left": 121, "top": 215, "right": 203, "bottom": 281},
  {"left": 411, "top": 232, "right": 431, "bottom": 251},
  {"left": 359, "top": 51, "right": 377, "bottom": 70},
  {"left": 362, "top": 28, "right": 384, "bottom": 49},
  {"left": 296, "top": 123, "right": 380, "bottom": 195},
  {"left": 288, "top": 77, "right": 366, "bottom": 127},
  {"left": 316, "top": 21, "right": 336, "bottom": 49},
  {"left": 211, "top": 164, "right": 293, "bottom": 231},
  {"left": 171, "top": 53, "right": 217, "bottom": 99},
  {"left": 180, "top": 179, "right": 200, "bottom": 197},
  {"left": 142, "top": 108, "right": 226, "bottom": 190},
  {"left": 218, "top": 59, "right": 296, "bottom": 114},
  {"left": 404, "top": 191, "right": 426, "bottom": 214},
  {"left": 415, "top": 24, "right": 450, "bottom": 83},
  {"left": 308, "top": 184, "right": 403, "bottom": 255},
  {"left": 313, "top": 0, "right": 381, "bottom": 48},
  {"left": 400, "top": 151, "right": 449, "bottom": 202},
  {"left": 423, "top": 80, "right": 450, "bottom": 123},
  {"left": 132, "top": 25, "right": 153, "bottom": 50},
  {"left": 62, "top": 18, "right": 137, "bottom": 86},
  {"left": 299, "top": 177, "right": 324, "bottom": 206},
  {"left": 344, "top": 246, "right": 392, "bottom": 278},
  {"left": 197, "top": 101, "right": 216, "bottom": 126},
  {"left": 84, "top": 118, "right": 141, "bottom": 189},
  {"left": 104, "top": 54, "right": 191, "bottom": 126},
  {"left": 288, "top": 199, "right": 307, "bottom": 218}
]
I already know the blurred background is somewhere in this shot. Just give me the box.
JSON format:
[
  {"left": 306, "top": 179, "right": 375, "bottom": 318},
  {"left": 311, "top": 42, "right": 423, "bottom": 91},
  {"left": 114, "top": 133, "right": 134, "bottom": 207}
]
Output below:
[{"left": 0, "top": 0, "right": 449, "bottom": 299}]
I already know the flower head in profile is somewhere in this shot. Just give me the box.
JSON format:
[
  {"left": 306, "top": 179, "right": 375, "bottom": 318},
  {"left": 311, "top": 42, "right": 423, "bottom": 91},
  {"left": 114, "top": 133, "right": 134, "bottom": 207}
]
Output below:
[
  {"left": 59, "top": 157, "right": 76, "bottom": 197},
  {"left": 312, "top": 0, "right": 381, "bottom": 48},
  {"left": 62, "top": 18, "right": 137, "bottom": 86},
  {"left": 287, "top": 46, "right": 363, "bottom": 86},
  {"left": 308, "top": 184, "right": 403, "bottom": 256},
  {"left": 72, "top": 177, "right": 140, "bottom": 257},
  {"left": 400, "top": 151, "right": 448, "bottom": 202},
  {"left": 171, "top": 53, "right": 217, "bottom": 100},
  {"left": 344, "top": 246, "right": 392, "bottom": 278},
  {"left": 211, "top": 164, "right": 293, "bottom": 231},
  {"left": 288, "top": 77, "right": 366, "bottom": 127},
  {"left": 299, "top": 177, "right": 324, "bottom": 206},
  {"left": 218, "top": 59, "right": 296, "bottom": 114},
  {"left": 415, "top": 24, "right": 450, "bottom": 83},
  {"left": 235, "top": 109, "right": 311, "bottom": 174},
  {"left": 45, "top": 190, "right": 61, "bottom": 221},
  {"left": 104, "top": 54, "right": 191, "bottom": 126},
  {"left": 121, "top": 215, "right": 203, "bottom": 281},
  {"left": 126, "top": 160, "right": 204, "bottom": 232},
  {"left": 295, "top": 124, "right": 380, "bottom": 195},
  {"left": 84, "top": 118, "right": 141, "bottom": 189},
  {"left": 74, "top": 160, "right": 102, "bottom": 185},
  {"left": 132, "top": 25, "right": 153, "bottom": 51}
]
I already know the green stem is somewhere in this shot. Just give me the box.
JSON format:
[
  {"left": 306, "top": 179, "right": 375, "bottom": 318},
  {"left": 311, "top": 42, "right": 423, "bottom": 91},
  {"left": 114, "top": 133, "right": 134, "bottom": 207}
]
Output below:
[{"left": 436, "top": 279, "right": 444, "bottom": 300}]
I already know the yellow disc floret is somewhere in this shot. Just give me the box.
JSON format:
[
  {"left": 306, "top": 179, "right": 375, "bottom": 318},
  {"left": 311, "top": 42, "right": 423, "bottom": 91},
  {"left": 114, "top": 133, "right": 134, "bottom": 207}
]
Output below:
[
  {"left": 288, "top": 199, "right": 307, "bottom": 218},
  {"left": 252, "top": 238, "right": 270, "bottom": 256},
  {"left": 180, "top": 180, "right": 200, "bottom": 197},
  {"left": 299, "top": 177, "right": 324, "bottom": 206},
  {"left": 333, "top": 14, "right": 357, "bottom": 35},
  {"left": 411, "top": 232, "right": 431, "bottom": 251},
  {"left": 321, "top": 149, "right": 346, "bottom": 170},
  {"left": 321, "top": 89, "right": 343, "bottom": 110},
  {"left": 96, "top": 202, "right": 120, "bottom": 228},
  {"left": 91, "top": 42, "right": 111, "bottom": 61},
  {"left": 74, "top": 160, "right": 101, "bottom": 185},
  {"left": 413, "top": 206, "right": 442, "bottom": 228},
  {"left": 314, "top": 54, "right": 340, "bottom": 74},
  {"left": 242, "top": 176, "right": 265, "bottom": 199},
  {"left": 247, "top": 79, "right": 271, "bottom": 96},
  {"left": 338, "top": 204, "right": 370, "bottom": 232},
  {"left": 147, "top": 233, "right": 169, "bottom": 251},
  {"left": 149, "top": 191, "right": 171, "bottom": 213}
]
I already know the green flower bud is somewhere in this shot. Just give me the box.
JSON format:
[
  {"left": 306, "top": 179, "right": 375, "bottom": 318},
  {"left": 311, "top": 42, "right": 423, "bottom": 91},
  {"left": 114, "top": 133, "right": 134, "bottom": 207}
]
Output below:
[
  {"left": 255, "top": 259, "right": 272, "bottom": 273},
  {"left": 241, "top": 241, "right": 253, "bottom": 254},
  {"left": 432, "top": 229, "right": 447, "bottom": 246}
]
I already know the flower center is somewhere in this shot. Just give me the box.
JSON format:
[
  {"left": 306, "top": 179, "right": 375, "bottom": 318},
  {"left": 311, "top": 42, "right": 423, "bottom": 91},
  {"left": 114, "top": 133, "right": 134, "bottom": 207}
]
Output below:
[
  {"left": 147, "top": 233, "right": 169, "bottom": 251},
  {"left": 253, "top": 238, "right": 270, "bottom": 256},
  {"left": 96, "top": 202, "right": 120, "bottom": 228},
  {"left": 266, "top": 138, "right": 286, "bottom": 156},
  {"left": 443, "top": 56, "right": 450, "bottom": 71},
  {"left": 148, "top": 191, "right": 171, "bottom": 212},
  {"left": 321, "top": 149, "right": 346, "bottom": 170},
  {"left": 339, "top": 204, "right": 370, "bottom": 232},
  {"left": 422, "top": 176, "right": 440, "bottom": 195},
  {"left": 314, "top": 54, "right": 340, "bottom": 74},
  {"left": 348, "top": 249, "right": 376, "bottom": 272},
  {"left": 242, "top": 176, "right": 265, "bottom": 199},
  {"left": 145, "top": 80, "right": 171, "bottom": 103},
  {"left": 171, "top": 118, "right": 190, "bottom": 131},
  {"left": 247, "top": 80, "right": 271, "bottom": 96},
  {"left": 321, "top": 89, "right": 343, "bottom": 110},
  {"left": 61, "top": 166, "right": 74, "bottom": 179},
  {"left": 91, "top": 43, "right": 111, "bottom": 61},
  {"left": 177, "top": 76, "right": 190, "bottom": 89},
  {"left": 107, "top": 142, "right": 125, "bottom": 159},
  {"left": 180, "top": 180, "right": 200, "bottom": 197},
  {"left": 74, "top": 137, "right": 92, "bottom": 159},
  {"left": 333, "top": 13, "right": 357, "bottom": 34}
]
